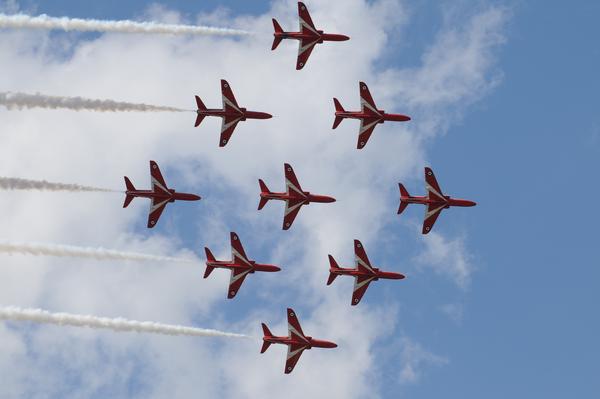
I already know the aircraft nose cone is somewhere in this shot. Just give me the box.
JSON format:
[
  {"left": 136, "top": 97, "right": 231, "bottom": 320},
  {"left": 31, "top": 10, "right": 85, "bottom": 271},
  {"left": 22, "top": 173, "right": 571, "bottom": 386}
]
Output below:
[{"left": 191, "top": 194, "right": 202, "bottom": 201}]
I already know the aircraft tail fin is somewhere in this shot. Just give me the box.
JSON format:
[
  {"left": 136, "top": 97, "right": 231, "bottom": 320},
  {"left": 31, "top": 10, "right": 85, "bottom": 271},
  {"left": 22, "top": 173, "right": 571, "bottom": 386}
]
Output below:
[
  {"left": 271, "top": 19, "right": 284, "bottom": 50},
  {"left": 204, "top": 247, "right": 216, "bottom": 278},
  {"left": 261, "top": 323, "right": 273, "bottom": 353},
  {"left": 258, "top": 179, "right": 270, "bottom": 210},
  {"left": 194, "top": 96, "right": 207, "bottom": 127},
  {"left": 397, "top": 183, "right": 410, "bottom": 214},
  {"left": 332, "top": 98, "right": 345, "bottom": 129},
  {"left": 123, "top": 177, "right": 135, "bottom": 208},
  {"left": 327, "top": 255, "right": 339, "bottom": 285}
]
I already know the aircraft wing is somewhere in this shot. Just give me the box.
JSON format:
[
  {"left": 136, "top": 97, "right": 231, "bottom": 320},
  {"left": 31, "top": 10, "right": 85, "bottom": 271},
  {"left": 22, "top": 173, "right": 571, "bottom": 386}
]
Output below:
[
  {"left": 283, "top": 198, "right": 305, "bottom": 230},
  {"left": 296, "top": 38, "right": 319, "bottom": 70},
  {"left": 354, "top": 239, "right": 375, "bottom": 273},
  {"left": 230, "top": 232, "right": 251, "bottom": 266},
  {"left": 298, "top": 2, "right": 317, "bottom": 34},
  {"left": 219, "top": 115, "right": 243, "bottom": 147},
  {"left": 352, "top": 275, "right": 376, "bottom": 305},
  {"left": 284, "top": 163, "right": 305, "bottom": 195},
  {"left": 285, "top": 343, "right": 308, "bottom": 374},
  {"left": 227, "top": 268, "right": 251, "bottom": 299},
  {"left": 357, "top": 117, "right": 380, "bottom": 149},
  {"left": 423, "top": 203, "right": 445, "bottom": 234},
  {"left": 150, "top": 161, "right": 170, "bottom": 194},
  {"left": 425, "top": 167, "right": 446, "bottom": 202},
  {"left": 147, "top": 197, "right": 169, "bottom": 228},
  {"left": 221, "top": 79, "right": 241, "bottom": 113},
  {"left": 287, "top": 308, "right": 308, "bottom": 341},
  {"left": 359, "top": 82, "right": 380, "bottom": 115}
]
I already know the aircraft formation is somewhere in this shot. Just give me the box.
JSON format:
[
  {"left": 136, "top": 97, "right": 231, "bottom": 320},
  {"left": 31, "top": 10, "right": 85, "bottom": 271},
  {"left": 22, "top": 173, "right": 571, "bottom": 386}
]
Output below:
[{"left": 6, "top": 2, "right": 477, "bottom": 374}]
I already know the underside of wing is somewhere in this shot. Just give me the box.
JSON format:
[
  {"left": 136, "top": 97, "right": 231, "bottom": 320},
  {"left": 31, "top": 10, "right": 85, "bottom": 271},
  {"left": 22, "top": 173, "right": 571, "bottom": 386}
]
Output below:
[
  {"left": 298, "top": 2, "right": 317, "bottom": 34},
  {"left": 359, "top": 82, "right": 379, "bottom": 115},
  {"left": 287, "top": 308, "right": 307, "bottom": 341},
  {"left": 423, "top": 203, "right": 445, "bottom": 234},
  {"left": 219, "top": 115, "right": 242, "bottom": 147},
  {"left": 283, "top": 199, "right": 305, "bottom": 230},
  {"left": 354, "top": 239, "right": 375, "bottom": 273},
  {"left": 284, "top": 163, "right": 304, "bottom": 195},
  {"left": 352, "top": 275, "right": 375, "bottom": 305},
  {"left": 221, "top": 79, "right": 241, "bottom": 112},
  {"left": 230, "top": 232, "right": 250, "bottom": 266},
  {"left": 147, "top": 198, "right": 169, "bottom": 228},
  {"left": 296, "top": 38, "right": 318, "bottom": 70},
  {"left": 228, "top": 268, "right": 250, "bottom": 299},
  {"left": 150, "top": 161, "right": 169, "bottom": 194},
  {"left": 285, "top": 344, "right": 307, "bottom": 374},
  {"left": 357, "top": 118, "right": 379, "bottom": 149},
  {"left": 425, "top": 167, "right": 446, "bottom": 202}
]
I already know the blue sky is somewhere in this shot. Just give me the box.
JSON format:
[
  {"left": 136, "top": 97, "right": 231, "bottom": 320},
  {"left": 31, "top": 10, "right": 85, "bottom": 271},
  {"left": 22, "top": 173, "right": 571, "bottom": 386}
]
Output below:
[{"left": 0, "top": 1, "right": 598, "bottom": 398}]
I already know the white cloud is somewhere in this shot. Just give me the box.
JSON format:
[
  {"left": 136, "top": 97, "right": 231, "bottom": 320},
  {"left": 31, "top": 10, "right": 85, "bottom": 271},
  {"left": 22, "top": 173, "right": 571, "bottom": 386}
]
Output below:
[
  {"left": 0, "top": 0, "right": 508, "bottom": 397},
  {"left": 397, "top": 337, "right": 448, "bottom": 385},
  {"left": 415, "top": 232, "right": 474, "bottom": 288}
]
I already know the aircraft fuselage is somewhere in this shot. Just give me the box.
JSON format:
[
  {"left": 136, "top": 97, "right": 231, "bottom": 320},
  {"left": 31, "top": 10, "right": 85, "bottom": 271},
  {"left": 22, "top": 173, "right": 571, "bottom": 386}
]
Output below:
[
  {"left": 336, "top": 110, "right": 411, "bottom": 123},
  {"left": 260, "top": 191, "right": 336, "bottom": 204},
  {"left": 275, "top": 30, "right": 350, "bottom": 43},
  {"left": 205, "top": 260, "right": 281, "bottom": 274},
  {"left": 401, "top": 195, "right": 476, "bottom": 208},
  {"left": 263, "top": 335, "right": 338, "bottom": 350},
  {"left": 126, "top": 189, "right": 201, "bottom": 203},
  {"left": 196, "top": 107, "right": 272, "bottom": 121},
  {"left": 331, "top": 266, "right": 405, "bottom": 281}
]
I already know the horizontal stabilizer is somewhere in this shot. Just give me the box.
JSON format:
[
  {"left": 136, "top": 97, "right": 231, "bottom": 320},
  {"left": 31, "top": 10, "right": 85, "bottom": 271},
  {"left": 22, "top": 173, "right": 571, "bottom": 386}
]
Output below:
[
  {"left": 272, "top": 19, "right": 284, "bottom": 50},
  {"left": 204, "top": 247, "right": 216, "bottom": 262},
  {"left": 124, "top": 176, "right": 135, "bottom": 191},
  {"left": 194, "top": 114, "right": 205, "bottom": 127},
  {"left": 195, "top": 95, "right": 207, "bottom": 111},
  {"left": 397, "top": 201, "right": 409, "bottom": 215},
  {"left": 327, "top": 255, "right": 339, "bottom": 285},
  {"left": 260, "top": 340, "right": 272, "bottom": 353},
  {"left": 397, "top": 184, "right": 410, "bottom": 214},
  {"left": 258, "top": 179, "right": 270, "bottom": 210},
  {"left": 123, "top": 194, "right": 134, "bottom": 208},
  {"left": 203, "top": 265, "right": 215, "bottom": 279}
]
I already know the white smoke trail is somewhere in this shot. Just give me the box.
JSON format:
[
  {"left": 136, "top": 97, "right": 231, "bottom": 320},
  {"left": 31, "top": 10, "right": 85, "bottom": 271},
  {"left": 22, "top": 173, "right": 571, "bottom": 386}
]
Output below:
[
  {"left": 0, "top": 177, "right": 118, "bottom": 192},
  {"left": 0, "top": 13, "right": 250, "bottom": 36},
  {"left": 0, "top": 92, "right": 189, "bottom": 112},
  {"left": 0, "top": 306, "right": 249, "bottom": 339},
  {"left": 0, "top": 241, "right": 194, "bottom": 263}
]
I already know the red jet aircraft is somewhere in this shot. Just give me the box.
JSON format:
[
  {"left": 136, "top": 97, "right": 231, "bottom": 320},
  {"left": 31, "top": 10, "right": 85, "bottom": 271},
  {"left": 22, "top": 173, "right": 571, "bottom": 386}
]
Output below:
[
  {"left": 123, "top": 161, "right": 201, "bottom": 228},
  {"left": 204, "top": 232, "right": 281, "bottom": 299},
  {"left": 271, "top": 2, "right": 350, "bottom": 70},
  {"left": 194, "top": 79, "right": 272, "bottom": 147},
  {"left": 328, "top": 240, "right": 405, "bottom": 305},
  {"left": 261, "top": 308, "right": 337, "bottom": 374},
  {"left": 333, "top": 82, "right": 411, "bottom": 149},
  {"left": 258, "top": 163, "right": 336, "bottom": 230},
  {"left": 398, "top": 167, "right": 477, "bottom": 234}
]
